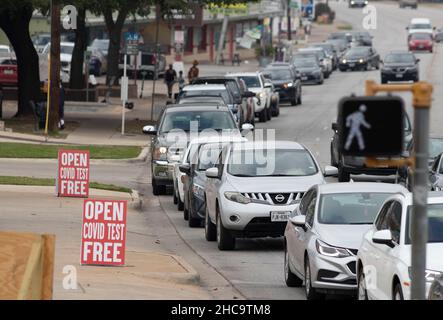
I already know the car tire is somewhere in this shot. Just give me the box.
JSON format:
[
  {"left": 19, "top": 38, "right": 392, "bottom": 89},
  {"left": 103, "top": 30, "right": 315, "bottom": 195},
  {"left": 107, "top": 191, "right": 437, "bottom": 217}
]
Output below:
[
  {"left": 338, "top": 165, "right": 351, "bottom": 182},
  {"left": 267, "top": 106, "right": 272, "bottom": 120},
  {"left": 324, "top": 72, "right": 330, "bottom": 79},
  {"left": 177, "top": 195, "right": 184, "bottom": 211},
  {"left": 173, "top": 187, "right": 178, "bottom": 205},
  {"left": 284, "top": 244, "right": 303, "bottom": 287},
  {"left": 205, "top": 203, "right": 216, "bottom": 241},
  {"left": 297, "top": 91, "right": 302, "bottom": 105},
  {"left": 183, "top": 207, "right": 189, "bottom": 221},
  {"left": 304, "top": 256, "right": 324, "bottom": 300},
  {"left": 358, "top": 269, "right": 369, "bottom": 300},
  {"left": 330, "top": 145, "right": 338, "bottom": 167},
  {"left": 259, "top": 109, "right": 267, "bottom": 123},
  {"left": 217, "top": 211, "right": 235, "bottom": 250},
  {"left": 152, "top": 178, "right": 164, "bottom": 195},
  {"left": 393, "top": 282, "right": 404, "bottom": 300}
]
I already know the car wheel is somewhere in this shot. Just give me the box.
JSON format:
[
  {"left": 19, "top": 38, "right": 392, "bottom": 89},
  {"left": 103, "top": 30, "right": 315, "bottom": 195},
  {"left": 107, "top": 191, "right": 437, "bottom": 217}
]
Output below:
[
  {"left": 177, "top": 194, "right": 184, "bottom": 211},
  {"left": 304, "top": 256, "right": 324, "bottom": 300},
  {"left": 330, "top": 145, "right": 338, "bottom": 167},
  {"left": 216, "top": 211, "right": 235, "bottom": 250},
  {"left": 338, "top": 164, "right": 350, "bottom": 182},
  {"left": 267, "top": 106, "right": 272, "bottom": 120},
  {"left": 152, "top": 178, "right": 164, "bottom": 195},
  {"left": 358, "top": 269, "right": 369, "bottom": 300},
  {"left": 324, "top": 72, "right": 330, "bottom": 79},
  {"left": 297, "top": 91, "right": 302, "bottom": 105},
  {"left": 173, "top": 185, "right": 178, "bottom": 205},
  {"left": 259, "top": 109, "right": 267, "bottom": 123},
  {"left": 284, "top": 244, "right": 303, "bottom": 287},
  {"left": 393, "top": 282, "right": 404, "bottom": 300},
  {"left": 183, "top": 207, "right": 189, "bottom": 221},
  {"left": 205, "top": 203, "right": 216, "bottom": 241},
  {"left": 188, "top": 197, "right": 201, "bottom": 228}
]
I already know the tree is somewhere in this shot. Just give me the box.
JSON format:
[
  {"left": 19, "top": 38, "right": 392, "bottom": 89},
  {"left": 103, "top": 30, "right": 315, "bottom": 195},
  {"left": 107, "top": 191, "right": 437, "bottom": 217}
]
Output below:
[
  {"left": 0, "top": 1, "right": 48, "bottom": 117},
  {"left": 68, "top": 1, "right": 88, "bottom": 89}
]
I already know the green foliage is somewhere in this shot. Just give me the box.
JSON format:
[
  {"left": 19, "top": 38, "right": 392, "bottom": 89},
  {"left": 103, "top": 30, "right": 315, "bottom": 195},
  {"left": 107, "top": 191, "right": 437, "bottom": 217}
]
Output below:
[{"left": 314, "top": 3, "right": 335, "bottom": 23}]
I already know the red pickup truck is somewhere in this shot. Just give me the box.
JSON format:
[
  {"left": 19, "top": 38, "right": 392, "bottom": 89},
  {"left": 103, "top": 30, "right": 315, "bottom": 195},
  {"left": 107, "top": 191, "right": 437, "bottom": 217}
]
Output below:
[{"left": 0, "top": 57, "right": 18, "bottom": 86}]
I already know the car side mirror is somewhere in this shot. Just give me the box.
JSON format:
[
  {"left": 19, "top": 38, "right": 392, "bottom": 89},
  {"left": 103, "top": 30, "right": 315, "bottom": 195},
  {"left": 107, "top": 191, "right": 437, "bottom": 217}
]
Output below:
[
  {"left": 205, "top": 167, "right": 220, "bottom": 179},
  {"left": 179, "top": 164, "right": 191, "bottom": 175},
  {"left": 243, "top": 91, "right": 256, "bottom": 98},
  {"left": 143, "top": 125, "right": 157, "bottom": 135},
  {"left": 241, "top": 123, "right": 254, "bottom": 135},
  {"left": 331, "top": 122, "right": 338, "bottom": 131},
  {"left": 289, "top": 215, "right": 306, "bottom": 228},
  {"left": 416, "top": 58, "right": 420, "bottom": 63},
  {"left": 372, "top": 230, "right": 395, "bottom": 248},
  {"left": 324, "top": 166, "right": 338, "bottom": 177}
]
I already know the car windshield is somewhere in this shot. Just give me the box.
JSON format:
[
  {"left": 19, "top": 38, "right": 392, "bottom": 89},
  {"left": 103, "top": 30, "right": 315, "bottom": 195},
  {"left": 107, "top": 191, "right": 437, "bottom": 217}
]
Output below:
[
  {"left": 411, "top": 24, "right": 432, "bottom": 30},
  {"left": 430, "top": 138, "right": 443, "bottom": 158},
  {"left": 265, "top": 69, "right": 292, "bottom": 80},
  {"left": 318, "top": 193, "right": 392, "bottom": 225},
  {"left": 237, "top": 76, "right": 260, "bottom": 88},
  {"left": 406, "top": 204, "right": 443, "bottom": 244},
  {"left": 227, "top": 149, "right": 318, "bottom": 177},
  {"left": 302, "top": 50, "right": 325, "bottom": 59},
  {"left": 181, "top": 89, "right": 231, "bottom": 103},
  {"left": 160, "top": 110, "right": 236, "bottom": 133},
  {"left": 197, "top": 145, "right": 224, "bottom": 171},
  {"left": 61, "top": 45, "right": 73, "bottom": 55},
  {"left": 294, "top": 59, "right": 318, "bottom": 68},
  {"left": 385, "top": 53, "right": 415, "bottom": 64},
  {"left": 346, "top": 47, "right": 369, "bottom": 58},
  {"left": 411, "top": 33, "right": 432, "bottom": 40}
]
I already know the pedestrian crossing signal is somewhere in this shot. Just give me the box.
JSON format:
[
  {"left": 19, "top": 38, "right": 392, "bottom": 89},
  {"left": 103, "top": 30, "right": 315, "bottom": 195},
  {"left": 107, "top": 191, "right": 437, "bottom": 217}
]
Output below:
[{"left": 338, "top": 96, "right": 405, "bottom": 156}]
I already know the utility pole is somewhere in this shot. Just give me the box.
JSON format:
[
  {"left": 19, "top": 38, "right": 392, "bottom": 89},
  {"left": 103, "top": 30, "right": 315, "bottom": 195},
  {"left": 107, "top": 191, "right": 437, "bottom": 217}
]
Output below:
[
  {"left": 287, "top": 0, "right": 292, "bottom": 41},
  {"left": 215, "top": 15, "right": 229, "bottom": 65},
  {"left": 48, "top": 0, "right": 61, "bottom": 133}
]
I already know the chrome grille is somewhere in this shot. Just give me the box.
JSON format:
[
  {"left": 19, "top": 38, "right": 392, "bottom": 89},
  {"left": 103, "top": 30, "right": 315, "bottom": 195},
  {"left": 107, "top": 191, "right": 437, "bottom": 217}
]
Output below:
[{"left": 241, "top": 192, "right": 304, "bottom": 205}]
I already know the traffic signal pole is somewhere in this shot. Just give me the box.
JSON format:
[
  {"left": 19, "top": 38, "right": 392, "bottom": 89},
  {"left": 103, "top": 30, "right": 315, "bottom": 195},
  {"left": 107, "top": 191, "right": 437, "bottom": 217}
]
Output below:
[{"left": 364, "top": 80, "right": 433, "bottom": 300}]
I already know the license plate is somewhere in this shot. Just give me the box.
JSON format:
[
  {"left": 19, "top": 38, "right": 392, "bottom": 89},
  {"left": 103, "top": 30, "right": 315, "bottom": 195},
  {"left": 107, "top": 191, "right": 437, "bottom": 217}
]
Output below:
[
  {"left": 419, "top": 45, "right": 424, "bottom": 49},
  {"left": 3, "top": 70, "right": 13, "bottom": 75},
  {"left": 396, "top": 73, "right": 403, "bottom": 78},
  {"left": 349, "top": 63, "right": 355, "bottom": 67},
  {"left": 301, "top": 76, "right": 308, "bottom": 81},
  {"left": 270, "top": 211, "right": 290, "bottom": 222}
]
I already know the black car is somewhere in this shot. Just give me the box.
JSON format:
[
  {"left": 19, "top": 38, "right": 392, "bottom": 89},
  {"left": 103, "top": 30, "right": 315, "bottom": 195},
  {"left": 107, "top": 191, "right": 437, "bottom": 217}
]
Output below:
[
  {"left": 292, "top": 58, "right": 324, "bottom": 85},
  {"left": 330, "top": 113, "right": 412, "bottom": 182},
  {"left": 190, "top": 77, "right": 256, "bottom": 126},
  {"left": 142, "top": 104, "right": 241, "bottom": 195},
  {"left": 262, "top": 65, "right": 302, "bottom": 106},
  {"left": 338, "top": 46, "right": 380, "bottom": 71},
  {"left": 381, "top": 51, "right": 419, "bottom": 84},
  {"left": 349, "top": 0, "right": 368, "bottom": 7},
  {"left": 349, "top": 31, "right": 373, "bottom": 47}
]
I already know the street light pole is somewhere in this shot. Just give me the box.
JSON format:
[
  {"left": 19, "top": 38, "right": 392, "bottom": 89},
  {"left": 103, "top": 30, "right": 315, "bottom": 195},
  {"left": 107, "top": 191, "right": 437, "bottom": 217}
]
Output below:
[{"left": 287, "top": 0, "right": 292, "bottom": 41}]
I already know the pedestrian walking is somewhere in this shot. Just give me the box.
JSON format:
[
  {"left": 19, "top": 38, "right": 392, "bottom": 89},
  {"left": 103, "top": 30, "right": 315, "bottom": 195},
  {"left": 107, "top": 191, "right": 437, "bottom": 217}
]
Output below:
[
  {"left": 164, "top": 64, "right": 177, "bottom": 99},
  {"left": 178, "top": 70, "right": 185, "bottom": 93},
  {"left": 188, "top": 60, "right": 199, "bottom": 83}
]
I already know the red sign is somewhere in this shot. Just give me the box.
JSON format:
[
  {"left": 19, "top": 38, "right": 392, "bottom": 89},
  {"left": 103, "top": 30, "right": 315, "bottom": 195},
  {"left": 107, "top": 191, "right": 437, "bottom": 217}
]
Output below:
[
  {"left": 57, "top": 150, "right": 90, "bottom": 197},
  {"left": 81, "top": 199, "right": 127, "bottom": 266}
]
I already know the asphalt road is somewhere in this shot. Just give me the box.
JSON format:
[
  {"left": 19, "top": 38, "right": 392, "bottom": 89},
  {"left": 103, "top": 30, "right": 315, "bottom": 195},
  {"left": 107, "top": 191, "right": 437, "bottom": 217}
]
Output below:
[{"left": 1, "top": 2, "right": 443, "bottom": 300}]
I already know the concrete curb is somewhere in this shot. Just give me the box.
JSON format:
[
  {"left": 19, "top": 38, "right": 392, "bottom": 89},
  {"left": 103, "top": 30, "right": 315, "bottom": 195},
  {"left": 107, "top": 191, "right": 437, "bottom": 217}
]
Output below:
[{"left": 126, "top": 251, "right": 200, "bottom": 285}]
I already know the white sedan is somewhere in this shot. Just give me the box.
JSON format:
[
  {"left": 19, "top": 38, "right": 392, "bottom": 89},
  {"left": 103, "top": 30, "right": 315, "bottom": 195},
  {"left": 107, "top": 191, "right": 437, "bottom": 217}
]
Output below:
[{"left": 357, "top": 191, "right": 443, "bottom": 300}]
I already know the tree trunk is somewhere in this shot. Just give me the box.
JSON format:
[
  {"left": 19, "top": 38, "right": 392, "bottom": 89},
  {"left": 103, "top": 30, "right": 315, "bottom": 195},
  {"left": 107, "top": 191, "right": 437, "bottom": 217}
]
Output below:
[
  {"left": 0, "top": 7, "right": 41, "bottom": 118},
  {"left": 49, "top": 0, "right": 61, "bottom": 132},
  {"left": 104, "top": 9, "right": 129, "bottom": 85},
  {"left": 69, "top": 6, "right": 87, "bottom": 89}
]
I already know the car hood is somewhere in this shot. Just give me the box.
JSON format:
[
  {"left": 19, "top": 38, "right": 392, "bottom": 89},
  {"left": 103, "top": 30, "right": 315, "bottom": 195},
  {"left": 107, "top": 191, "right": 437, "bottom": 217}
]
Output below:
[
  {"left": 316, "top": 223, "right": 373, "bottom": 250},
  {"left": 383, "top": 63, "right": 415, "bottom": 68},
  {"left": 225, "top": 174, "right": 325, "bottom": 193}
]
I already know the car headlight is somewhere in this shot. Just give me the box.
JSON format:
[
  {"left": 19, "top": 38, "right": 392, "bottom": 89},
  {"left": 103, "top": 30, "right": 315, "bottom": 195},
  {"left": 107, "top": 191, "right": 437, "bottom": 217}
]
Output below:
[
  {"left": 359, "top": 58, "right": 365, "bottom": 63},
  {"left": 224, "top": 192, "right": 251, "bottom": 204},
  {"left": 259, "top": 92, "right": 266, "bottom": 99},
  {"left": 342, "top": 59, "right": 347, "bottom": 64},
  {"left": 408, "top": 267, "right": 443, "bottom": 283},
  {"left": 153, "top": 146, "right": 168, "bottom": 160},
  {"left": 315, "top": 239, "right": 351, "bottom": 258}
]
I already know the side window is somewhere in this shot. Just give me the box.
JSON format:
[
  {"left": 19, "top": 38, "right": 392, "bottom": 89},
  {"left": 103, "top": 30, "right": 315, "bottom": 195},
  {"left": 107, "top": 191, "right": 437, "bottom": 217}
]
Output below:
[
  {"left": 375, "top": 201, "right": 393, "bottom": 231},
  {"left": 305, "top": 192, "right": 317, "bottom": 228},
  {"left": 299, "top": 190, "right": 313, "bottom": 216},
  {"left": 432, "top": 156, "right": 440, "bottom": 172},
  {"left": 388, "top": 202, "right": 402, "bottom": 244}
]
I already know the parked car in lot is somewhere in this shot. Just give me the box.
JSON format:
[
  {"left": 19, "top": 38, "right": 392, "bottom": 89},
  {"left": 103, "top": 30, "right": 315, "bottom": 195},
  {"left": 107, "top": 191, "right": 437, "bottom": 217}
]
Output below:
[
  {"left": 227, "top": 72, "right": 273, "bottom": 123},
  {"left": 330, "top": 112, "right": 412, "bottom": 182},
  {"left": 285, "top": 182, "right": 408, "bottom": 300},
  {"left": 177, "top": 136, "right": 247, "bottom": 227},
  {"left": 42, "top": 42, "right": 74, "bottom": 75},
  {"left": 262, "top": 64, "right": 302, "bottom": 106},
  {"left": 408, "top": 32, "right": 434, "bottom": 53},
  {"left": 357, "top": 191, "right": 443, "bottom": 300},
  {"left": 191, "top": 76, "right": 256, "bottom": 126},
  {"left": 399, "top": 0, "right": 417, "bottom": 9},
  {"left": 292, "top": 58, "right": 324, "bottom": 85},
  {"left": 349, "top": 0, "right": 368, "bottom": 8},
  {"left": 338, "top": 46, "right": 380, "bottom": 71},
  {"left": 380, "top": 51, "right": 419, "bottom": 83},
  {"left": 204, "top": 140, "right": 337, "bottom": 250},
  {"left": 0, "top": 56, "right": 17, "bottom": 87},
  {"left": 142, "top": 103, "right": 244, "bottom": 195}
]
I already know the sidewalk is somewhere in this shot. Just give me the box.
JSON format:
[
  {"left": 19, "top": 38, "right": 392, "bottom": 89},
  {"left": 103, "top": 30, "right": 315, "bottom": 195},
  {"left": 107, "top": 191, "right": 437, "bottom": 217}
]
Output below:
[{"left": 0, "top": 185, "right": 210, "bottom": 299}]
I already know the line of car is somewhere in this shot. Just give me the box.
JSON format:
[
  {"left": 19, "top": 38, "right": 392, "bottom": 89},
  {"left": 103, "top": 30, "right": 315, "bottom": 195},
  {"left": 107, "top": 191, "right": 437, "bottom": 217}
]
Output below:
[{"left": 139, "top": 12, "right": 443, "bottom": 300}]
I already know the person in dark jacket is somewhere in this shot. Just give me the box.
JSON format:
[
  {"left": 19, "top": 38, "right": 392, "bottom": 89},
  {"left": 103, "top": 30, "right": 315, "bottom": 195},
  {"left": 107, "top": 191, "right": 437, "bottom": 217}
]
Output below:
[{"left": 164, "top": 64, "right": 177, "bottom": 99}]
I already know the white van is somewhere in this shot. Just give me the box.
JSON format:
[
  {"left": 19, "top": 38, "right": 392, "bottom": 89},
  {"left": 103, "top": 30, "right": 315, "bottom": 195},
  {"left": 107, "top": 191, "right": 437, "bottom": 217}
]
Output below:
[{"left": 407, "top": 18, "right": 435, "bottom": 35}]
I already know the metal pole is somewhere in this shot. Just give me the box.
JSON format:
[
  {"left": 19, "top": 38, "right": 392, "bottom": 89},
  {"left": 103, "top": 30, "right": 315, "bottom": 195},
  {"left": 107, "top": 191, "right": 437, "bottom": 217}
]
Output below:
[
  {"left": 287, "top": 0, "right": 292, "bottom": 41},
  {"left": 411, "top": 106, "right": 430, "bottom": 300},
  {"left": 122, "top": 53, "right": 127, "bottom": 135},
  {"left": 150, "top": 11, "right": 160, "bottom": 121},
  {"left": 216, "top": 15, "right": 229, "bottom": 65}
]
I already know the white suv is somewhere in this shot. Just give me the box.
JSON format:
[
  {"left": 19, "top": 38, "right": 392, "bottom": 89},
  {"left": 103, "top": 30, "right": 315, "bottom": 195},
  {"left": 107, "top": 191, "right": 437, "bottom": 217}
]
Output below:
[
  {"left": 226, "top": 72, "right": 273, "bottom": 123},
  {"left": 357, "top": 191, "right": 443, "bottom": 300}
]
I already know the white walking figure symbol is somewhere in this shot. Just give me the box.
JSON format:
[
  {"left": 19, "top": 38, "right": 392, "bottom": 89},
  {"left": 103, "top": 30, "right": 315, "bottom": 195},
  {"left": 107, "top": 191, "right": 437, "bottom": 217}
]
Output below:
[{"left": 345, "top": 104, "right": 371, "bottom": 150}]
